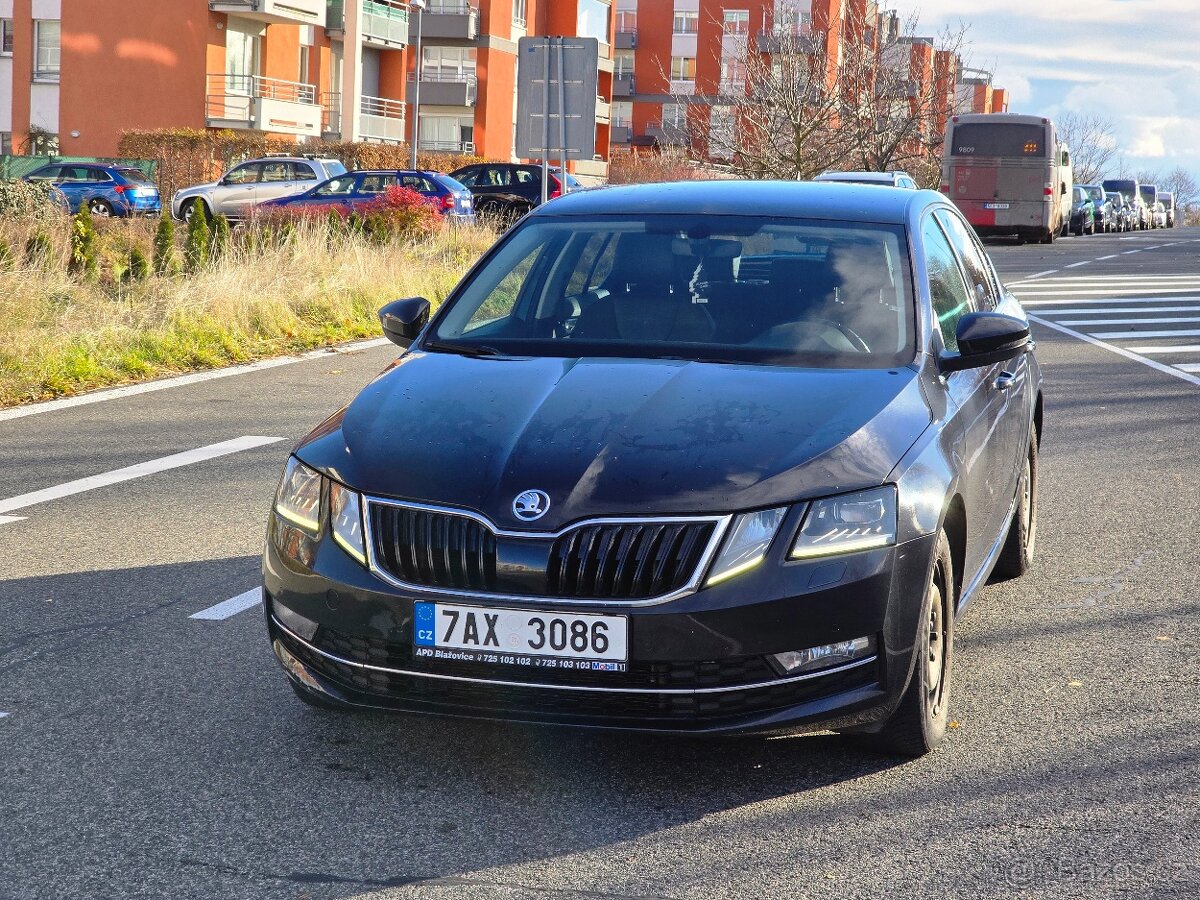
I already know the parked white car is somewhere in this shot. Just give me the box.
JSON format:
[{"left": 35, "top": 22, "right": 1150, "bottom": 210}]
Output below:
[
  {"left": 171, "top": 155, "right": 347, "bottom": 222},
  {"left": 810, "top": 171, "right": 920, "bottom": 189}
]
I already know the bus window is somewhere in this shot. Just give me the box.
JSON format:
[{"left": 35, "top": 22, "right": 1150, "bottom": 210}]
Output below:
[{"left": 950, "top": 123, "right": 1046, "bottom": 157}]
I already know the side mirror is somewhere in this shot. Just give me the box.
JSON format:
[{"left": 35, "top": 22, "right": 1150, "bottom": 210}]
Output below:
[
  {"left": 1061, "top": 184, "right": 1068, "bottom": 195},
  {"left": 940, "top": 311, "right": 1030, "bottom": 373},
  {"left": 379, "top": 297, "right": 431, "bottom": 349}
]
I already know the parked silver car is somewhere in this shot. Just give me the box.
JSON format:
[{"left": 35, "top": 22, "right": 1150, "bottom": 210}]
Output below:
[
  {"left": 810, "top": 170, "right": 920, "bottom": 189},
  {"left": 170, "top": 155, "right": 348, "bottom": 222}
]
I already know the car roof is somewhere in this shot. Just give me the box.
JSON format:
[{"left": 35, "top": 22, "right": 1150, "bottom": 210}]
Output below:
[
  {"left": 814, "top": 171, "right": 904, "bottom": 182},
  {"left": 529, "top": 179, "right": 936, "bottom": 224}
]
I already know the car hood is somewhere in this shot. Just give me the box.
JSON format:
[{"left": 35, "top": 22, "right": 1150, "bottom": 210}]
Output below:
[{"left": 296, "top": 352, "right": 931, "bottom": 531}]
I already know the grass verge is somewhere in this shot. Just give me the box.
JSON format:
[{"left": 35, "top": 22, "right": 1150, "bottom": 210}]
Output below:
[{"left": 0, "top": 219, "right": 496, "bottom": 408}]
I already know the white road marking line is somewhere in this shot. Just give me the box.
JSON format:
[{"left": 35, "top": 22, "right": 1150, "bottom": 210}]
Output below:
[
  {"left": 1096, "top": 254, "right": 1119, "bottom": 260},
  {"left": 0, "top": 712, "right": 10, "bottom": 719},
  {"left": 1028, "top": 315, "right": 1200, "bottom": 387},
  {"left": 1122, "top": 250, "right": 1142, "bottom": 255},
  {"left": 1058, "top": 316, "right": 1200, "bottom": 326},
  {"left": 1177, "top": 363, "right": 1200, "bottom": 373},
  {"left": 1022, "top": 296, "right": 1200, "bottom": 307},
  {"left": 1064, "top": 261, "right": 1090, "bottom": 268},
  {"left": 1035, "top": 306, "right": 1200, "bottom": 315},
  {"left": 1091, "top": 328, "right": 1200, "bottom": 340},
  {"left": 1013, "top": 288, "right": 1200, "bottom": 297},
  {"left": 0, "top": 516, "right": 26, "bottom": 525},
  {"left": 0, "top": 436, "right": 284, "bottom": 518},
  {"left": 1126, "top": 344, "right": 1200, "bottom": 354},
  {"left": 0, "top": 337, "right": 392, "bottom": 424},
  {"left": 190, "top": 587, "right": 263, "bottom": 621},
  {"left": 1021, "top": 269, "right": 1060, "bottom": 280}
]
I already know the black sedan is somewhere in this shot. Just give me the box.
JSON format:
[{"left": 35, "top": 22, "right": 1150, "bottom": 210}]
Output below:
[
  {"left": 448, "top": 162, "right": 582, "bottom": 222},
  {"left": 1069, "top": 185, "right": 1096, "bottom": 236},
  {"left": 264, "top": 181, "right": 1043, "bottom": 757}
]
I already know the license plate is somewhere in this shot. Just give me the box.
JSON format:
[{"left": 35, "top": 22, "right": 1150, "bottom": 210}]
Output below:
[
  {"left": 413, "top": 601, "right": 628, "bottom": 667},
  {"left": 984, "top": 202, "right": 1010, "bottom": 209}
]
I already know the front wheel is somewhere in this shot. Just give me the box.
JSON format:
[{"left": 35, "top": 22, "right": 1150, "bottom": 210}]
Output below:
[
  {"left": 993, "top": 429, "right": 1039, "bottom": 580},
  {"left": 872, "top": 531, "right": 955, "bottom": 757},
  {"left": 182, "top": 198, "right": 210, "bottom": 224}
]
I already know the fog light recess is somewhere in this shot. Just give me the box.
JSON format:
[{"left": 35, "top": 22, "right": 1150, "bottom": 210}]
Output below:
[
  {"left": 273, "top": 599, "right": 320, "bottom": 641},
  {"left": 770, "top": 635, "right": 876, "bottom": 676}
]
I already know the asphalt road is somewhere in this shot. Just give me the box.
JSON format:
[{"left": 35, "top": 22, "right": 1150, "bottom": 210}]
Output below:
[{"left": 2, "top": 227, "right": 1199, "bottom": 900}]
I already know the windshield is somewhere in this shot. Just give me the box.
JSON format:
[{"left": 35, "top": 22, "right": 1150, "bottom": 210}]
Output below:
[
  {"left": 950, "top": 123, "right": 1047, "bottom": 157},
  {"left": 1102, "top": 180, "right": 1136, "bottom": 203},
  {"left": 1084, "top": 186, "right": 1105, "bottom": 202},
  {"left": 1139, "top": 186, "right": 1157, "bottom": 203},
  {"left": 117, "top": 168, "right": 156, "bottom": 186},
  {"left": 324, "top": 160, "right": 348, "bottom": 177},
  {"left": 429, "top": 216, "right": 915, "bottom": 369}
]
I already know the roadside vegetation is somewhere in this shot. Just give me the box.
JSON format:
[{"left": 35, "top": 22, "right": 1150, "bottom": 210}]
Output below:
[{"left": 0, "top": 181, "right": 496, "bottom": 407}]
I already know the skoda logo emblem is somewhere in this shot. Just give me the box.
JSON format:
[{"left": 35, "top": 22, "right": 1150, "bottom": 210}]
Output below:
[{"left": 512, "top": 489, "right": 551, "bottom": 522}]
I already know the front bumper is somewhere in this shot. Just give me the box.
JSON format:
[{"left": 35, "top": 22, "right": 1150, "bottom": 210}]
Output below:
[{"left": 263, "top": 516, "right": 937, "bottom": 736}]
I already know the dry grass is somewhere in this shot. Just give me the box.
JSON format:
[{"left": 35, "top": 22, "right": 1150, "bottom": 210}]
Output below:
[{"left": 0, "top": 217, "right": 497, "bottom": 407}]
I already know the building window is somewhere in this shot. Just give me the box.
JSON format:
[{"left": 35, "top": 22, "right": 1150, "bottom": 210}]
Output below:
[
  {"left": 577, "top": 0, "right": 610, "bottom": 44},
  {"left": 720, "top": 58, "right": 746, "bottom": 90},
  {"left": 1, "top": 19, "right": 14, "bottom": 55},
  {"left": 616, "top": 9, "right": 636, "bottom": 33},
  {"left": 672, "top": 10, "right": 698, "bottom": 34},
  {"left": 0, "top": 132, "right": 12, "bottom": 154},
  {"left": 615, "top": 49, "right": 634, "bottom": 76},
  {"left": 722, "top": 10, "right": 749, "bottom": 35},
  {"left": 34, "top": 20, "right": 60, "bottom": 80},
  {"left": 513, "top": 0, "right": 527, "bottom": 26},
  {"left": 29, "top": 130, "right": 58, "bottom": 155},
  {"left": 661, "top": 103, "right": 687, "bottom": 128},
  {"left": 422, "top": 45, "right": 477, "bottom": 79},
  {"left": 611, "top": 101, "right": 632, "bottom": 128},
  {"left": 670, "top": 57, "right": 695, "bottom": 82}
]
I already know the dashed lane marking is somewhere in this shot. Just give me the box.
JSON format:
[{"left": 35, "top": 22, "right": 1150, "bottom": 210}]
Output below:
[
  {"left": 1090, "top": 328, "right": 1200, "bottom": 340},
  {"left": 0, "top": 436, "right": 284, "bottom": 522},
  {"left": 190, "top": 587, "right": 263, "bottom": 621},
  {"left": 1177, "top": 363, "right": 1200, "bottom": 373},
  {"left": 1057, "top": 316, "right": 1200, "bottom": 327},
  {"left": 0, "top": 337, "right": 391, "bottom": 424},
  {"left": 1064, "top": 261, "right": 1091, "bottom": 268}
]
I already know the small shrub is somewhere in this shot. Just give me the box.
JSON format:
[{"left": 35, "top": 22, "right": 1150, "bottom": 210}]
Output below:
[
  {"left": 68, "top": 208, "right": 100, "bottom": 280},
  {"left": 126, "top": 245, "right": 150, "bottom": 282},
  {"left": 153, "top": 215, "right": 178, "bottom": 276},
  {"left": 357, "top": 186, "right": 441, "bottom": 243},
  {"left": 24, "top": 230, "right": 54, "bottom": 267},
  {"left": 210, "top": 213, "right": 231, "bottom": 259},
  {"left": 0, "top": 179, "right": 69, "bottom": 226},
  {"left": 185, "top": 207, "right": 210, "bottom": 273}
]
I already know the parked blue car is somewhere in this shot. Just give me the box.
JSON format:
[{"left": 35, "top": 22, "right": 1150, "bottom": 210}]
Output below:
[
  {"left": 257, "top": 169, "right": 475, "bottom": 223},
  {"left": 24, "top": 163, "right": 161, "bottom": 217}
]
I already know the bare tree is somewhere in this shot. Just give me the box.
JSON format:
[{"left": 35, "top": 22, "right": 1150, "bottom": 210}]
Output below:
[
  {"left": 1158, "top": 166, "right": 1197, "bottom": 205},
  {"left": 1056, "top": 112, "right": 1118, "bottom": 184}
]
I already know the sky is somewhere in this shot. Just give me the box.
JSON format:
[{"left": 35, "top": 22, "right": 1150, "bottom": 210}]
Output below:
[{"left": 913, "top": 0, "right": 1200, "bottom": 180}]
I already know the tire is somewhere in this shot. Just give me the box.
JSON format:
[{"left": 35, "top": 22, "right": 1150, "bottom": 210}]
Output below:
[
  {"left": 1041, "top": 227, "right": 1055, "bottom": 244},
  {"left": 873, "top": 531, "right": 955, "bottom": 757},
  {"left": 993, "top": 428, "right": 1039, "bottom": 581},
  {"left": 182, "top": 198, "right": 210, "bottom": 224},
  {"left": 88, "top": 198, "right": 115, "bottom": 218}
]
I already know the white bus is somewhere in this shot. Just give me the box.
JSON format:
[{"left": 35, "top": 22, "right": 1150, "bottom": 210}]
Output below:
[{"left": 941, "top": 113, "right": 1073, "bottom": 244}]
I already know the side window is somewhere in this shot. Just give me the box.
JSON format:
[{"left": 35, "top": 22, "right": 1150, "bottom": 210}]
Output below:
[
  {"left": 464, "top": 242, "right": 543, "bottom": 333},
  {"left": 224, "top": 164, "right": 260, "bottom": 185},
  {"left": 86, "top": 168, "right": 112, "bottom": 182},
  {"left": 357, "top": 174, "right": 391, "bottom": 194},
  {"left": 454, "top": 167, "right": 479, "bottom": 187},
  {"left": 260, "top": 162, "right": 291, "bottom": 182},
  {"left": 934, "top": 210, "right": 998, "bottom": 310},
  {"left": 314, "top": 176, "right": 356, "bottom": 197},
  {"left": 60, "top": 166, "right": 89, "bottom": 182},
  {"left": 27, "top": 166, "right": 60, "bottom": 181},
  {"left": 484, "top": 166, "right": 510, "bottom": 186},
  {"left": 922, "top": 216, "right": 975, "bottom": 353},
  {"left": 291, "top": 162, "right": 316, "bottom": 180},
  {"left": 514, "top": 168, "right": 537, "bottom": 184}
]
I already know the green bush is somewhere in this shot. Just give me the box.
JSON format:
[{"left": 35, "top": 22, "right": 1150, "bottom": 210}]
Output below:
[
  {"left": 153, "top": 215, "right": 178, "bottom": 276},
  {"left": 24, "top": 230, "right": 54, "bottom": 267},
  {"left": 0, "top": 179, "right": 68, "bottom": 226},
  {"left": 126, "top": 245, "right": 150, "bottom": 282},
  {"left": 185, "top": 207, "right": 210, "bottom": 273},
  {"left": 210, "top": 213, "right": 231, "bottom": 259},
  {"left": 68, "top": 208, "right": 100, "bottom": 280}
]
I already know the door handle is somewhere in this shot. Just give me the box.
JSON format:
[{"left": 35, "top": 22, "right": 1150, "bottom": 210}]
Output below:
[{"left": 994, "top": 371, "right": 1016, "bottom": 391}]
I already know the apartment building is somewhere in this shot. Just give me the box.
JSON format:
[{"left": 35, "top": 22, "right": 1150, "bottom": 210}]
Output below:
[
  {"left": 610, "top": 0, "right": 1009, "bottom": 157},
  {"left": 0, "top": 0, "right": 615, "bottom": 175}
]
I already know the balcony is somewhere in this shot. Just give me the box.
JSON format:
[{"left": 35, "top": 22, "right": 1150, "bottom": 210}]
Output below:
[
  {"left": 206, "top": 74, "right": 322, "bottom": 137},
  {"left": 422, "top": 0, "right": 479, "bottom": 41},
  {"left": 755, "top": 26, "right": 816, "bottom": 54},
  {"left": 644, "top": 120, "right": 689, "bottom": 147},
  {"left": 409, "top": 70, "right": 477, "bottom": 106},
  {"left": 418, "top": 139, "right": 476, "bottom": 154},
  {"left": 669, "top": 79, "right": 695, "bottom": 96},
  {"left": 209, "top": 0, "right": 325, "bottom": 25},
  {"left": 616, "top": 30, "right": 637, "bottom": 49},
  {"left": 327, "top": 0, "right": 410, "bottom": 47},
  {"left": 611, "top": 124, "right": 632, "bottom": 143},
  {"left": 595, "top": 98, "right": 610, "bottom": 124},
  {"left": 613, "top": 73, "right": 634, "bottom": 97},
  {"left": 321, "top": 93, "right": 407, "bottom": 143}
]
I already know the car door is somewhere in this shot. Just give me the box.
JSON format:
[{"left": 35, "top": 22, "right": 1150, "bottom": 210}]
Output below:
[
  {"left": 936, "top": 208, "right": 1029, "bottom": 532},
  {"left": 54, "top": 165, "right": 93, "bottom": 213},
  {"left": 255, "top": 160, "right": 301, "bottom": 205},
  {"left": 213, "top": 162, "right": 261, "bottom": 217},
  {"left": 350, "top": 172, "right": 392, "bottom": 210},
  {"left": 921, "top": 212, "right": 1009, "bottom": 583},
  {"left": 302, "top": 173, "right": 358, "bottom": 211}
]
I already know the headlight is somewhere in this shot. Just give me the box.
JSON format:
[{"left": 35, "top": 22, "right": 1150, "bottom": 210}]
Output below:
[
  {"left": 330, "top": 482, "right": 367, "bottom": 565},
  {"left": 790, "top": 485, "right": 897, "bottom": 559},
  {"left": 274, "top": 457, "right": 322, "bottom": 533},
  {"left": 706, "top": 507, "right": 788, "bottom": 586}
]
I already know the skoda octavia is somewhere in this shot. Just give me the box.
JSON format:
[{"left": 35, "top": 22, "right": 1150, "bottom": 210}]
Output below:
[{"left": 264, "top": 181, "right": 1042, "bottom": 756}]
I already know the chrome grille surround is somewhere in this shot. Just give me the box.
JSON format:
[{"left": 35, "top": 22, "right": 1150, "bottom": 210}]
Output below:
[{"left": 363, "top": 496, "right": 732, "bottom": 607}]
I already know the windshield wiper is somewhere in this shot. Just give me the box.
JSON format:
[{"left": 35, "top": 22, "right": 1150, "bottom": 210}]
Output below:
[{"left": 422, "top": 340, "right": 504, "bottom": 358}]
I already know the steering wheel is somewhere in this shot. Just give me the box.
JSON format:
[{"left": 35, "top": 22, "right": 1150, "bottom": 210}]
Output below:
[
  {"left": 807, "top": 319, "right": 872, "bottom": 353},
  {"left": 553, "top": 296, "right": 581, "bottom": 338}
]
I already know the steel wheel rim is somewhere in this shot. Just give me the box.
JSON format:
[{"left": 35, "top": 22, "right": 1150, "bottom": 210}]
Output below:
[{"left": 926, "top": 580, "right": 945, "bottom": 716}]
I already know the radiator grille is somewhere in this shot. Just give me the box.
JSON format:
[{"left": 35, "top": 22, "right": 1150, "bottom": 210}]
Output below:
[
  {"left": 547, "top": 521, "right": 716, "bottom": 599},
  {"left": 370, "top": 504, "right": 497, "bottom": 591}
]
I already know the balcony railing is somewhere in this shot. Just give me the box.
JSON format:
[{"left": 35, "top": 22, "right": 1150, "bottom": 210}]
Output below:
[
  {"left": 616, "top": 29, "right": 637, "bottom": 49},
  {"left": 210, "top": 0, "right": 325, "bottom": 26},
  {"left": 418, "top": 139, "right": 476, "bottom": 154},
  {"left": 410, "top": 70, "right": 478, "bottom": 105},
  {"left": 206, "top": 74, "right": 322, "bottom": 136},
  {"left": 614, "top": 72, "right": 634, "bottom": 97},
  {"left": 321, "top": 93, "right": 407, "bottom": 143},
  {"left": 423, "top": 0, "right": 479, "bottom": 40},
  {"left": 328, "top": 0, "right": 410, "bottom": 46}
]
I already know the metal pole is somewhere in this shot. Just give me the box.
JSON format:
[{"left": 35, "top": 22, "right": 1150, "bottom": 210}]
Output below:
[
  {"left": 540, "top": 40, "right": 550, "bottom": 205},
  {"left": 410, "top": 1, "right": 424, "bottom": 169},
  {"left": 556, "top": 37, "right": 568, "bottom": 193}
]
